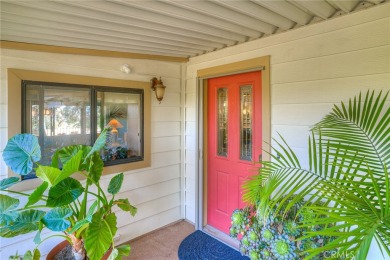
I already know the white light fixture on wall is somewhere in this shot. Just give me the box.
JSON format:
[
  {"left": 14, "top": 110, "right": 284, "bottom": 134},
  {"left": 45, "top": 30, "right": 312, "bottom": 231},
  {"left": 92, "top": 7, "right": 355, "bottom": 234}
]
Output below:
[
  {"left": 150, "top": 77, "right": 166, "bottom": 104},
  {"left": 120, "top": 64, "right": 131, "bottom": 74}
]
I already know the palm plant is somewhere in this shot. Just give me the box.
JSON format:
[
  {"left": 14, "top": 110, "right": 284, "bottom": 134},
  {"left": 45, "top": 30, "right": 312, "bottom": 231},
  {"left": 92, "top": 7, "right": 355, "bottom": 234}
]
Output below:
[{"left": 243, "top": 90, "right": 389, "bottom": 259}]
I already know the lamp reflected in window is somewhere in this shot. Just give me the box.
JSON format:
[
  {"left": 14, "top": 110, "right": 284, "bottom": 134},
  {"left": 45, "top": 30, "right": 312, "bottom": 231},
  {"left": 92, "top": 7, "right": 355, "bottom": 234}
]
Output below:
[{"left": 107, "top": 118, "right": 123, "bottom": 144}]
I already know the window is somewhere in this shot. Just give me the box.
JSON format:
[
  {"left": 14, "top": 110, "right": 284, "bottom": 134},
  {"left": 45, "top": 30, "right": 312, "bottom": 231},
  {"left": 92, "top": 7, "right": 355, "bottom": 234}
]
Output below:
[
  {"left": 7, "top": 69, "right": 150, "bottom": 190},
  {"left": 22, "top": 81, "right": 144, "bottom": 178}
]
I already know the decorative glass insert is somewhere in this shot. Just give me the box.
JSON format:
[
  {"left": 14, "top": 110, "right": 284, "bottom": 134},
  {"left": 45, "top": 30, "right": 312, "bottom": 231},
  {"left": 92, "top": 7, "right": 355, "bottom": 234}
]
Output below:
[
  {"left": 240, "top": 85, "right": 252, "bottom": 161},
  {"left": 217, "top": 88, "right": 228, "bottom": 156}
]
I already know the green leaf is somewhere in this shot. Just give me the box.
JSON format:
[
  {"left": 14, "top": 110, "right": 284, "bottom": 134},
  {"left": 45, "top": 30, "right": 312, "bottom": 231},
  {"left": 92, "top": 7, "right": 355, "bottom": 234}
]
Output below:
[
  {"left": 87, "top": 152, "right": 104, "bottom": 185},
  {"left": 33, "top": 229, "right": 42, "bottom": 245},
  {"left": 23, "top": 250, "right": 33, "bottom": 260},
  {"left": 108, "top": 173, "right": 124, "bottom": 195},
  {"left": 0, "top": 194, "right": 19, "bottom": 225},
  {"left": 23, "top": 249, "right": 40, "bottom": 260},
  {"left": 36, "top": 166, "right": 61, "bottom": 187},
  {"left": 59, "top": 150, "right": 83, "bottom": 182},
  {"left": 115, "top": 244, "right": 131, "bottom": 259},
  {"left": 32, "top": 249, "right": 40, "bottom": 260},
  {"left": 108, "top": 248, "right": 118, "bottom": 260},
  {"left": 47, "top": 178, "right": 84, "bottom": 207},
  {"left": 0, "top": 177, "right": 20, "bottom": 190},
  {"left": 25, "top": 182, "right": 48, "bottom": 208},
  {"left": 67, "top": 218, "right": 90, "bottom": 235},
  {"left": 3, "top": 134, "right": 41, "bottom": 175},
  {"left": 86, "top": 200, "right": 98, "bottom": 219},
  {"left": 85, "top": 212, "right": 117, "bottom": 260},
  {"left": 0, "top": 209, "right": 45, "bottom": 237},
  {"left": 68, "top": 201, "right": 97, "bottom": 234},
  {"left": 54, "top": 145, "right": 89, "bottom": 166},
  {"left": 86, "top": 128, "right": 108, "bottom": 160},
  {"left": 114, "top": 199, "right": 137, "bottom": 216},
  {"left": 41, "top": 207, "right": 73, "bottom": 231}
]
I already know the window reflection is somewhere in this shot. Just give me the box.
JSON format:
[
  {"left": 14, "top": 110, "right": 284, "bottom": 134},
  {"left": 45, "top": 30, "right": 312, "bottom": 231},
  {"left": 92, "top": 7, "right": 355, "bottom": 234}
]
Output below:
[
  {"left": 25, "top": 85, "right": 91, "bottom": 167},
  {"left": 97, "top": 91, "right": 142, "bottom": 163},
  {"left": 23, "top": 81, "right": 145, "bottom": 179}
]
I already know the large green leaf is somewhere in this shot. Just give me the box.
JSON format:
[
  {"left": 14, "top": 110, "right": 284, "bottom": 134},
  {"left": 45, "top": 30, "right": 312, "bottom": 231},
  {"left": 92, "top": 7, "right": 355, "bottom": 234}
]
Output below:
[
  {"left": 108, "top": 173, "right": 124, "bottom": 195},
  {"left": 54, "top": 145, "right": 89, "bottom": 166},
  {"left": 86, "top": 128, "right": 108, "bottom": 160},
  {"left": 59, "top": 150, "right": 83, "bottom": 182},
  {"left": 41, "top": 207, "right": 73, "bottom": 231},
  {"left": 85, "top": 211, "right": 117, "bottom": 260},
  {"left": 87, "top": 152, "right": 104, "bottom": 185},
  {"left": 114, "top": 199, "right": 137, "bottom": 216},
  {"left": 0, "top": 194, "right": 19, "bottom": 224},
  {"left": 36, "top": 166, "right": 61, "bottom": 187},
  {"left": 3, "top": 134, "right": 41, "bottom": 175},
  {"left": 313, "top": 90, "right": 389, "bottom": 176},
  {"left": 0, "top": 209, "right": 45, "bottom": 237},
  {"left": 25, "top": 182, "right": 48, "bottom": 208},
  {"left": 47, "top": 178, "right": 84, "bottom": 207},
  {"left": 0, "top": 177, "right": 20, "bottom": 190}
]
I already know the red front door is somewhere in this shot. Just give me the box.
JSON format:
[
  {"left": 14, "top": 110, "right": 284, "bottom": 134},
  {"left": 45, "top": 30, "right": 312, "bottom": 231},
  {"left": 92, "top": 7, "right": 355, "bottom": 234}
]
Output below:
[{"left": 207, "top": 71, "right": 262, "bottom": 234}]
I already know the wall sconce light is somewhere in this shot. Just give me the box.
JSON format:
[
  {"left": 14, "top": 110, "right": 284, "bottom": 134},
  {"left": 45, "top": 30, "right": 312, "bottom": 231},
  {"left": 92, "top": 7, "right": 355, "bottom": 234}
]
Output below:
[{"left": 150, "top": 77, "right": 166, "bottom": 104}]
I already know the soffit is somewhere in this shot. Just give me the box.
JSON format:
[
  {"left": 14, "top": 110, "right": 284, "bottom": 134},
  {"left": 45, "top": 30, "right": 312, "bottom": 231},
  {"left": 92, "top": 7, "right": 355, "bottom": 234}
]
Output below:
[{"left": 0, "top": 0, "right": 387, "bottom": 61}]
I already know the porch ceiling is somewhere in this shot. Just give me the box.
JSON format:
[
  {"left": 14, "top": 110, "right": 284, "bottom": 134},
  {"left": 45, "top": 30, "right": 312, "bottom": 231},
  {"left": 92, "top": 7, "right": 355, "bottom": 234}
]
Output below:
[{"left": 0, "top": 0, "right": 387, "bottom": 60}]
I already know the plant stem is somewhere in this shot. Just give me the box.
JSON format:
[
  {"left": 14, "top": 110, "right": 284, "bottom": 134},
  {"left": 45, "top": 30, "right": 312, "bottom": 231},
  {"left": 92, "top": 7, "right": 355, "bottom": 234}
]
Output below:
[
  {"left": 79, "top": 171, "right": 108, "bottom": 204},
  {"left": 87, "top": 191, "right": 106, "bottom": 204},
  {"left": 36, "top": 234, "right": 70, "bottom": 249},
  {"left": 2, "top": 190, "right": 31, "bottom": 197},
  {"left": 22, "top": 205, "right": 52, "bottom": 209}
]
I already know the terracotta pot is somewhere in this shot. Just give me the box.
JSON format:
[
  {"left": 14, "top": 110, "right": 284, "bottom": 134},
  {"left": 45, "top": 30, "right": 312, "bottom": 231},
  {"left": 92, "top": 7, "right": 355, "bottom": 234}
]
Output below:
[{"left": 46, "top": 240, "right": 112, "bottom": 260}]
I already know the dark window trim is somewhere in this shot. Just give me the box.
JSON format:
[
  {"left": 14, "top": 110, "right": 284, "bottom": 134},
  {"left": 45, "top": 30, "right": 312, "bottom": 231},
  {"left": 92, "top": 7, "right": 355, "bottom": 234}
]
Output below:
[{"left": 21, "top": 80, "right": 145, "bottom": 176}]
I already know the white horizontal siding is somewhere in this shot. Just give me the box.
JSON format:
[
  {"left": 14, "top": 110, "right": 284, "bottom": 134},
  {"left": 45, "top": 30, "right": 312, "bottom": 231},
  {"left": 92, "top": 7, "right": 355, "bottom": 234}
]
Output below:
[
  {"left": 185, "top": 4, "right": 390, "bottom": 259},
  {"left": 0, "top": 49, "right": 184, "bottom": 259}
]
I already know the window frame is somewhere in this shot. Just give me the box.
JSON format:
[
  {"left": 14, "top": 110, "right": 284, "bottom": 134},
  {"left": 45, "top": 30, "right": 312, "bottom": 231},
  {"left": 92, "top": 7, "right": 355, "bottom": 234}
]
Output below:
[{"left": 8, "top": 69, "right": 151, "bottom": 191}]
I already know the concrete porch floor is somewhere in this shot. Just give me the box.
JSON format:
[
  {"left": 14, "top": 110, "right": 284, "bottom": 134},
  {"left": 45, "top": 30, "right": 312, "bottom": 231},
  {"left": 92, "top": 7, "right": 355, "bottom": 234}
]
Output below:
[{"left": 124, "top": 220, "right": 195, "bottom": 260}]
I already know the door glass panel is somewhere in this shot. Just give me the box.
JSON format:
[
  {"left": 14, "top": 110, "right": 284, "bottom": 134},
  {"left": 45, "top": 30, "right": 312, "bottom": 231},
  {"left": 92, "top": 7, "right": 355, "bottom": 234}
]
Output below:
[
  {"left": 240, "top": 85, "right": 252, "bottom": 161},
  {"left": 217, "top": 88, "right": 228, "bottom": 157}
]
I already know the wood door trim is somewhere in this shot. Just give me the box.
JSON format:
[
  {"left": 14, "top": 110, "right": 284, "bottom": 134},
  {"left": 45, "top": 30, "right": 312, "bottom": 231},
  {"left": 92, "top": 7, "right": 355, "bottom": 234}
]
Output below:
[{"left": 197, "top": 55, "right": 271, "bottom": 230}]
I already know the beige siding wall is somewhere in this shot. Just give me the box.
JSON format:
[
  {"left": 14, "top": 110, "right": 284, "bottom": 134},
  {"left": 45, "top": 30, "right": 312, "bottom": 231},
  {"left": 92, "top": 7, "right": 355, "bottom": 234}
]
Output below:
[
  {"left": 185, "top": 1, "right": 390, "bottom": 243},
  {"left": 0, "top": 49, "right": 185, "bottom": 258}
]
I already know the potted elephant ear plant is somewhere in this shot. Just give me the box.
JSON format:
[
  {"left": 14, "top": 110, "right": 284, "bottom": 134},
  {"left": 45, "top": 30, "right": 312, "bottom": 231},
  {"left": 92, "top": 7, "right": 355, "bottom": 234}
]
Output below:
[{"left": 0, "top": 128, "right": 137, "bottom": 260}]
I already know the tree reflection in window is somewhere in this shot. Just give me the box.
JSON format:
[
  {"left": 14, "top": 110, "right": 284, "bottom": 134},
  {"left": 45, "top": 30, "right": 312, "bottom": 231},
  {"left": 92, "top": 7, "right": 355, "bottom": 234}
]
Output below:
[{"left": 23, "top": 81, "right": 144, "bottom": 179}]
